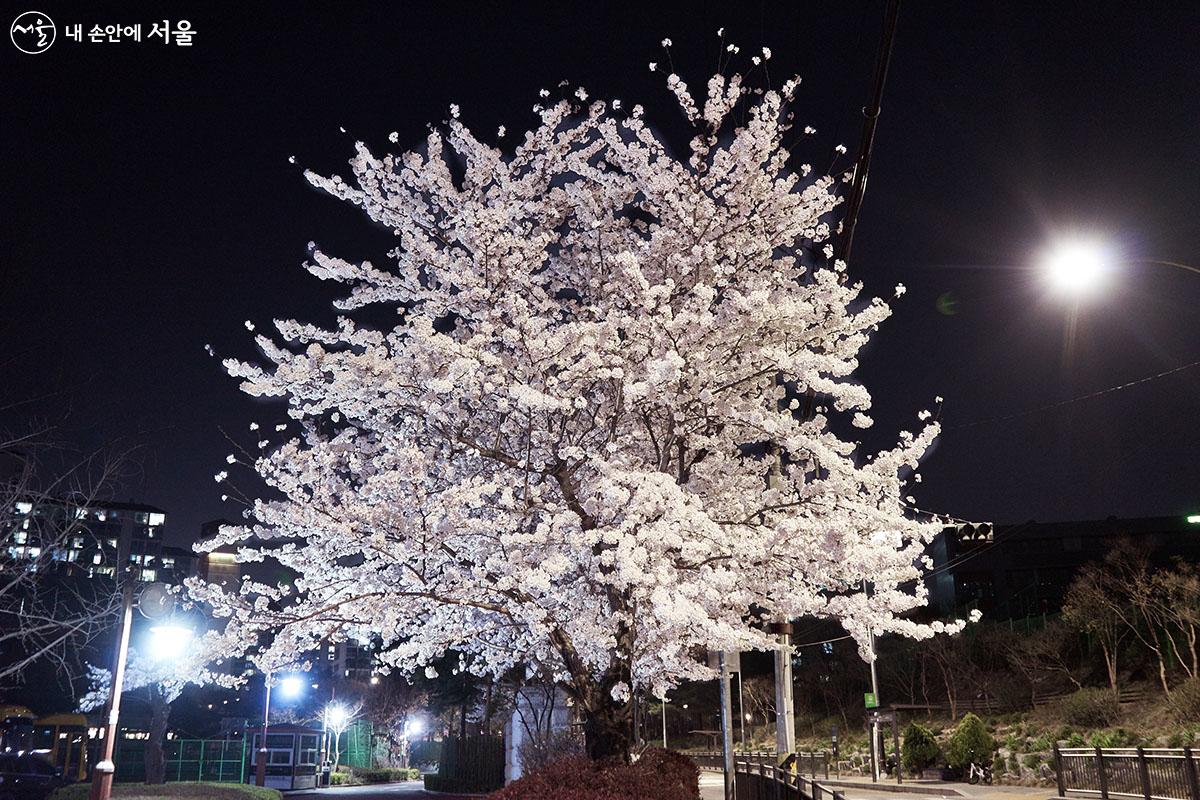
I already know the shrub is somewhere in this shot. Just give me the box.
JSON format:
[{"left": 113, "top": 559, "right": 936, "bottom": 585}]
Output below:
[
  {"left": 517, "top": 728, "right": 586, "bottom": 776},
  {"left": 945, "top": 713, "right": 996, "bottom": 769},
  {"left": 901, "top": 723, "right": 940, "bottom": 773},
  {"left": 1172, "top": 678, "right": 1200, "bottom": 724},
  {"left": 488, "top": 749, "right": 700, "bottom": 800},
  {"left": 352, "top": 766, "right": 420, "bottom": 783},
  {"left": 1059, "top": 688, "right": 1120, "bottom": 728}
]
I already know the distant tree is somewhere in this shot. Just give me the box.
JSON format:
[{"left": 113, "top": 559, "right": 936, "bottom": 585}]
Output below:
[
  {"left": 1062, "top": 563, "right": 1126, "bottom": 694},
  {"left": 1151, "top": 561, "right": 1200, "bottom": 681},
  {"left": 1005, "top": 620, "right": 1082, "bottom": 703},
  {"left": 324, "top": 699, "right": 364, "bottom": 772}
]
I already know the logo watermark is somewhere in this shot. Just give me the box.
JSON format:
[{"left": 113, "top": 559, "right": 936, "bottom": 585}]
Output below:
[{"left": 10, "top": 11, "right": 56, "bottom": 54}]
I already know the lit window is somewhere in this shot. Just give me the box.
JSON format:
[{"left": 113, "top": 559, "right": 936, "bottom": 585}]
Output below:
[
  {"left": 72, "top": 537, "right": 84, "bottom": 549},
  {"left": 149, "top": 512, "right": 165, "bottom": 527},
  {"left": 15, "top": 501, "right": 32, "bottom": 515},
  {"left": 107, "top": 538, "right": 117, "bottom": 548},
  {"left": 68, "top": 550, "right": 79, "bottom": 563},
  {"left": 162, "top": 557, "right": 175, "bottom": 569},
  {"left": 13, "top": 530, "right": 27, "bottom": 545},
  {"left": 27, "top": 547, "right": 41, "bottom": 559},
  {"left": 141, "top": 569, "right": 157, "bottom": 582},
  {"left": 93, "top": 553, "right": 103, "bottom": 565}
]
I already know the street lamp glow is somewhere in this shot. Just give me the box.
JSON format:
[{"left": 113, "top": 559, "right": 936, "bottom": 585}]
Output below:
[
  {"left": 1040, "top": 237, "right": 1114, "bottom": 295},
  {"left": 403, "top": 719, "right": 424, "bottom": 738},
  {"left": 1188, "top": 515, "right": 1200, "bottom": 524},
  {"left": 325, "top": 703, "right": 349, "bottom": 728},
  {"left": 277, "top": 675, "right": 305, "bottom": 700},
  {"left": 147, "top": 624, "right": 192, "bottom": 661}
]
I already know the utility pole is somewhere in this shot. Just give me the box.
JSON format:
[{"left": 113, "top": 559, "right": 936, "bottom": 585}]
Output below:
[
  {"left": 837, "top": 0, "right": 902, "bottom": 265},
  {"left": 771, "top": 620, "right": 796, "bottom": 763},
  {"left": 719, "top": 652, "right": 736, "bottom": 800},
  {"left": 737, "top": 671, "right": 747, "bottom": 752}
]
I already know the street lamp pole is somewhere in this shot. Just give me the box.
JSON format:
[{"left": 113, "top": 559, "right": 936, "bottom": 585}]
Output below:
[
  {"left": 661, "top": 696, "right": 667, "bottom": 749},
  {"left": 255, "top": 673, "right": 273, "bottom": 787},
  {"left": 89, "top": 570, "right": 135, "bottom": 800}
]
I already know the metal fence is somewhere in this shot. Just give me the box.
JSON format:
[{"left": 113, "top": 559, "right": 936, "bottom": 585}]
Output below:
[
  {"left": 1056, "top": 747, "right": 1200, "bottom": 800},
  {"left": 165, "top": 738, "right": 248, "bottom": 783},
  {"left": 691, "top": 751, "right": 830, "bottom": 778},
  {"left": 734, "top": 760, "right": 846, "bottom": 800}
]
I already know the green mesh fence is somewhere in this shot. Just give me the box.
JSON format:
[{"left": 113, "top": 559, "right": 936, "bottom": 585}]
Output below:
[
  {"left": 165, "top": 738, "right": 248, "bottom": 783},
  {"left": 340, "top": 720, "right": 374, "bottom": 769}
]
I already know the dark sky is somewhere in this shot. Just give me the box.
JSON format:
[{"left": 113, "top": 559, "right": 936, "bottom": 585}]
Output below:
[{"left": 3, "top": 1, "right": 1198, "bottom": 546}]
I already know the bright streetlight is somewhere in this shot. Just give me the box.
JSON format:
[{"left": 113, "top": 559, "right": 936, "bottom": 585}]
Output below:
[
  {"left": 146, "top": 624, "right": 192, "bottom": 661},
  {"left": 1038, "top": 237, "right": 1114, "bottom": 296},
  {"left": 1038, "top": 235, "right": 1200, "bottom": 298},
  {"left": 278, "top": 675, "right": 305, "bottom": 700}
]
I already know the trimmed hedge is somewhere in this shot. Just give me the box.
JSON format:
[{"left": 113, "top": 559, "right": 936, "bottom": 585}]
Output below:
[
  {"left": 51, "top": 784, "right": 281, "bottom": 800},
  {"left": 487, "top": 748, "right": 700, "bottom": 800}
]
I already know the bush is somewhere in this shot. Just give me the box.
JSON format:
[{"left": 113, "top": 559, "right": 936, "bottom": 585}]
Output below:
[
  {"left": 1059, "top": 688, "right": 1120, "bottom": 728},
  {"left": 901, "top": 723, "right": 940, "bottom": 773},
  {"left": 1172, "top": 678, "right": 1200, "bottom": 724},
  {"left": 51, "top": 784, "right": 281, "bottom": 800},
  {"left": 945, "top": 713, "right": 996, "bottom": 769},
  {"left": 347, "top": 766, "right": 420, "bottom": 783},
  {"left": 518, "top": 728, "right": 586, "bottom": 776},
  {"left": 488, "top": 749, "right": 699, "bottom": 800}
]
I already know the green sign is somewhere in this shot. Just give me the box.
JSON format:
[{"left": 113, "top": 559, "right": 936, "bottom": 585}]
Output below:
[{"left": 864, "top": 692, "right": 878, "bottom": 709}]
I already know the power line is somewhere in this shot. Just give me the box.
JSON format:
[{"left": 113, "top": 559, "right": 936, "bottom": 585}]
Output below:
[{"left": 948, "top": 358, "right": 1200, "bottom": 432}]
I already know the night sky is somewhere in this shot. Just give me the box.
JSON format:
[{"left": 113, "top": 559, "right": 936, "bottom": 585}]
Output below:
[{"left": 3, "top": 1, "right": 1198, "bottom": 546}]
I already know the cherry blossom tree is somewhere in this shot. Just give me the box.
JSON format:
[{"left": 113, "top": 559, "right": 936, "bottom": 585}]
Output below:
[{"left": 194, "top": 46, "right": 972, "bottom": 760}]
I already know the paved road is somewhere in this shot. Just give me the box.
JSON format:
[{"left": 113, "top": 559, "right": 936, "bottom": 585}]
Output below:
[{"left": 286, "top": 783, "right": 478, "bottom": 799}]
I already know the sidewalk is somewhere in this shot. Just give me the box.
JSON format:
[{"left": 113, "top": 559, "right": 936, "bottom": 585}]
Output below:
[{"left": 699, "top": 773, "right": 1053, "bottom": 800}]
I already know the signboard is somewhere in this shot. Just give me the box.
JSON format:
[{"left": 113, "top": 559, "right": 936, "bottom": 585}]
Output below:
[{"left": 863, "top": 692, "right": 878, "bottom": 709}]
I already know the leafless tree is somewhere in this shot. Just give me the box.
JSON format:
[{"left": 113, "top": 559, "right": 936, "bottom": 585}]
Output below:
[
  {"left": 1062, "top": 563, "right": 1127, "bottom": 694},
  {"left": 0, "top": 417, "right": 130, "bottom": 685}
]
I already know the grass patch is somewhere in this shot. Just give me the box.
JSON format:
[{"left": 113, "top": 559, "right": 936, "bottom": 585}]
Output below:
[{"left": 51, "top": 783, "right": 281, "bottom": 800}]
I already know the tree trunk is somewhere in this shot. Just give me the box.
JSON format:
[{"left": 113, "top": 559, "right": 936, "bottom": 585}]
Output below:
[
  {"left": 1101, "top": 642, "right": 1119, "bottom": 694},
  {"left": 144, "top": 685, "right": 171, "bottom": 785},
  {"left": 581, "top": 697, "right": 631, "bottom": 761}
]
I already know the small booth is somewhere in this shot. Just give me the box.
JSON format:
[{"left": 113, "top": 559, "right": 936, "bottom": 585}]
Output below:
[{"left": 251, "top": 724, "right": 321, "bottom": 790}]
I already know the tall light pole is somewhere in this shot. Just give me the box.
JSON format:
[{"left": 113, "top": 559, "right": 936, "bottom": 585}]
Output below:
[
  {"left": 89, "top": 571, "right": 135, "bottom": 800},
  {"left": 255, "top": 673, "right": 273, "bottom": 787},
  {"left": 255, "top": 673, "right": 304, "bottom": 787}
]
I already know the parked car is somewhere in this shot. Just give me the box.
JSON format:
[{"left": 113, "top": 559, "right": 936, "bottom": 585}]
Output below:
[{"left": 0, "top": 751, "right": 64, "bottom": 800}]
